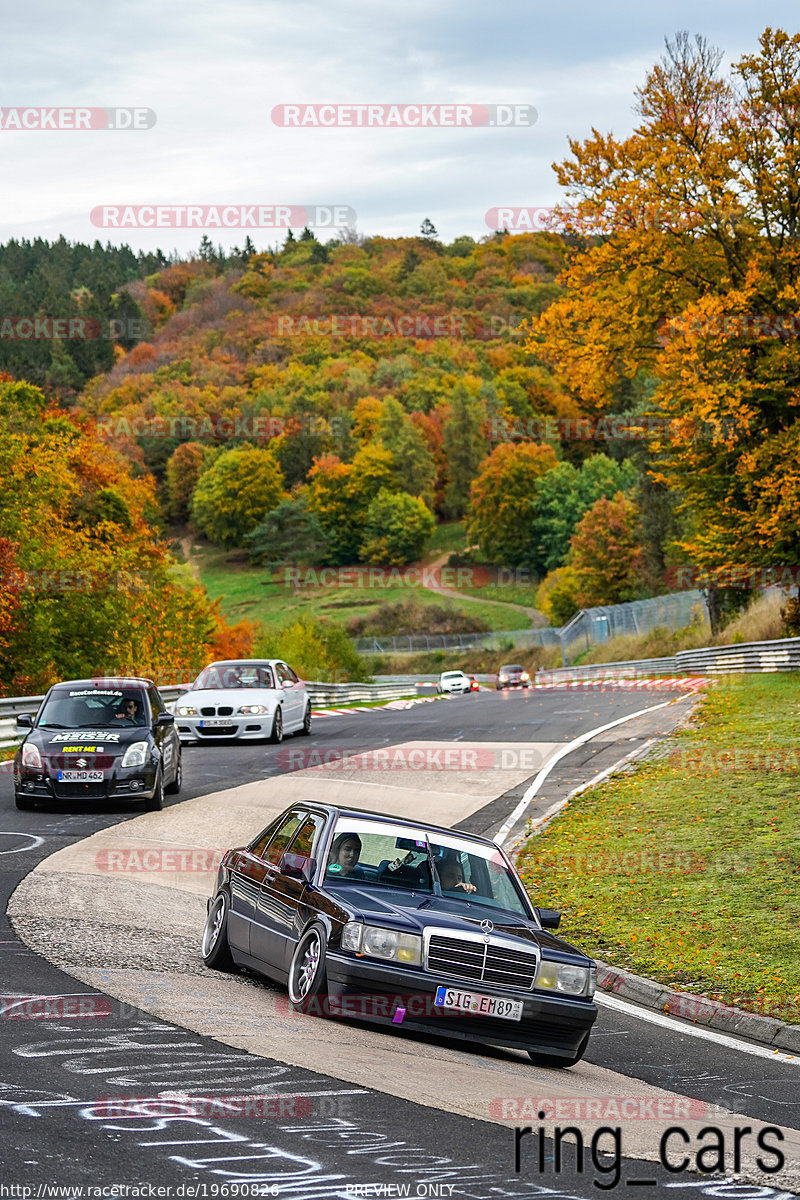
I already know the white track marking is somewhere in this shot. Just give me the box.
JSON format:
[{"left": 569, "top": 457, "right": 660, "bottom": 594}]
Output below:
[
  {"left": 597, "top": 992, "right": 799, "bottom": 1064},
  {"left": 493, "top": 694, "right": 698, "bottom": 846}
]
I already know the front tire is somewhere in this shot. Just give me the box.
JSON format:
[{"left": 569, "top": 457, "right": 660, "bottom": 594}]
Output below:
[
  {"left": 270, "top": 706, "right": 284, "bottom": 744},
  {"left": 14, "top": 793, "right": 34, "bottom": 811},
  {"left": 288, "top": 925, "right": 328, "bottom": 1014},
  {"left": 142, "top": 768, "right": 164, "bottom": 811},
  {"left": 527, "top": 1031, "right": 590, "bottom": 1069},
  {"left": 201, "top": 891, "right": 235, "bottom": 971},
  {"left": 165, "top": 751, "right": 182, "bottom": 794}
]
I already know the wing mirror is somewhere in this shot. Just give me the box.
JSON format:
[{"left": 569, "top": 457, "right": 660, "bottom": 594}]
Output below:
[
  {"left": 155, "top": 712, "right": 175, "bottom": 726},
  {"left": 280, "top": 852, "right": 316, "bottom": 882},
  {"left": 16, "top": 713, "right": 33, "bottom": 728},
  {"left": 537, "top": 908, "right": 562, "bottom": 929}
]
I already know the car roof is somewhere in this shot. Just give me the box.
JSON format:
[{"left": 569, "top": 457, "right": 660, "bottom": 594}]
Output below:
[
  {"left": 287, "top": 801, "right": 500, "bottom": 850},
  {"left": 202, "top": 659, "right": 282, "bottom": 667},
  {"left": 48, "top": 677, "right": 154, "bottom": 689}
]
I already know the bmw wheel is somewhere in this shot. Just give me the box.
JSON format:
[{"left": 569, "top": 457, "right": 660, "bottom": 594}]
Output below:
[
  {"left": 270, "top": 706, "right": 283, "bottom": 744},
  {"left": 296, "top": 704, "right": 312, "bottom": 736},
  {"left": 288, "top": 925, "right": 328, "bottom": 1014},
  {"left": 201, "top": 891, "right": 235, "bottom": 971}
]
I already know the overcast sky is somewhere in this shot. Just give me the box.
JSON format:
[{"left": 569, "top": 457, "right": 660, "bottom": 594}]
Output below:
[{"left": 2, "top": 0, "right": 797, "bottom": 255}]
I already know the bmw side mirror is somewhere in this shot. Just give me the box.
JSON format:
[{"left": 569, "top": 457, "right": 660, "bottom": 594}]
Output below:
[
  {"left": 537, "top": 908, "right": 562, "bottom": 930},
  {"left": 16, "top": 713, "right": 33, "bottom": 728},
  {"left": 155, "top": 712, "right": 175, "bottom": 726}
]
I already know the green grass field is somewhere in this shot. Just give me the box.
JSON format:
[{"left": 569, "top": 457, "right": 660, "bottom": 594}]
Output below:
[
  {"left": 190, "top": 545, "right": 532, "bottom": 633},
  {"left": 516, "top": 675, "right": 800, "bottom": 1022}
]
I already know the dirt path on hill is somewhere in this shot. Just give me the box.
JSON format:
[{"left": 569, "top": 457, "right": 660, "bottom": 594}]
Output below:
[{"left": 424, "top": 552, "right": 547, "bottom": 629}]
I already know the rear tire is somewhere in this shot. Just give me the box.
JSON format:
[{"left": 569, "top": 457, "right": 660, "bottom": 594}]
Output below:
[
  {"left": 296, "top": 704, "right": 312, "bottom": 736},
  {"left": 201, "top": 891, "right": 236, "bottom": 971},
  {"left": 270, "top": 706, "right": 284, "bottom": 744}
]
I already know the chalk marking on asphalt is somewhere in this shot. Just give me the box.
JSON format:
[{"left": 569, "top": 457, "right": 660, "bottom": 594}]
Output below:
[
  {"left": 597, "top": 992, "right": 799, "bottom": 1064},
  {"left": 0, "top": 832, "right": 45, "bottom": 854},
  {"left": 493, "top": 693, "right": 698, "bottom": 847}
]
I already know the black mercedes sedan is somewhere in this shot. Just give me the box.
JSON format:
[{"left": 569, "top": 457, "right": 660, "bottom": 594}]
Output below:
[
  {"left": 201, "top": 803, "right": 597, "bottom": 1066},
  {"left": 13, "top": 677, "right": 182, "bottom": 811}
]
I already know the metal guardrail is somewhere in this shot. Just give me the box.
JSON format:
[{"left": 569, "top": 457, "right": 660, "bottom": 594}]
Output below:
[
  {"left": 537, "top": 636, "right": 800, "bottom": 683},
  {"left": 0, "top": 679, "right": 425, "bottom": 753}
]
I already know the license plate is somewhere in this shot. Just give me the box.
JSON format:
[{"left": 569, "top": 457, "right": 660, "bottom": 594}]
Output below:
[
  {"left": 435, "top": 985, "right": 523, "bottom": 1021},
  {"left": 57, "top": 770, "right": 104, "bottom": 782},
  {"left": 199, "top": 719, "right": 234, "bottom": 728}
]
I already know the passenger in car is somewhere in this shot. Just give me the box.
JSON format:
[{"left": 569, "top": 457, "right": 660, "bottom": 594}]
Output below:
[
  {"left": 439, "top": 857, "right": 477, "bottom": 894},
  {"left": 327, "top": 833, "right": 363, "bottom": 878}
]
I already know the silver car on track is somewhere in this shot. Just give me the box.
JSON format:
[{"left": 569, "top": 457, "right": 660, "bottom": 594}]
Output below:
[{"left": 174, "top": 659, "right": 311, "bottom": 744}]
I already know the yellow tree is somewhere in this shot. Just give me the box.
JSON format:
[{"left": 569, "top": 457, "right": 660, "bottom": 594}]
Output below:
[{"left": 527, "top": 28, "right": 800, "bottom": 620}]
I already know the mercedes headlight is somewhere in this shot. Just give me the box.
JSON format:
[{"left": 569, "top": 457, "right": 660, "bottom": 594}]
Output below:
[
  {"left": 520, "top": 671, "right": 530, "bottom": 681},
  {"left": 121, "top": 741, "right": 148, "bottom": 769},
  {"left": 499, "top": 674, "right": 508, "bottom": 682},
  {"left": 21, "top": 742, "right": 42, "bottom": 770},
  {"left": 535, "top": 960, "right": 592, "bottom": 996},
  {"left": 341, "top": 921, "right": 422, "bottom": 966},
  {"left": 176, "top": 705, "right": 197, "bottom": 716},
  {"left": 238, "top": 704, "right": 270, "bottom": 715}
]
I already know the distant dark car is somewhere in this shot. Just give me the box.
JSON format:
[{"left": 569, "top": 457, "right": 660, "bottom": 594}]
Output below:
[
  {"left": 467, "top": 675, "right": 480, "bottom": 692},
  {"left": 201, "top": 804, "right": 597, "bottom": 1066},
  {"left": 496, "top": 664, "right": 530, "bottom": 690},
  {"left": 13, "top": 677, "right": 181, "bottom": 811}
]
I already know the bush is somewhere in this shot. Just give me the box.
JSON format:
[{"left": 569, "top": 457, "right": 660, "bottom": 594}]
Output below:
[
  {"left": 191, "top": 445, "right": 285, "bottom": 548},
  {"left": 347, "top": 598, "right": 489, "bottom": 638},
  {"left": 535, "top": 565, "right": 581, "bottom": 626}
]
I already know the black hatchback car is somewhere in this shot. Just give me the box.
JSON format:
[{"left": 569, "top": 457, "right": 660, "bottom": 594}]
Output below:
[
  {"left": 13, "top": 677, "right": 182, "bottom": 811},
  {"left": 201, "top": 804, "right": 597, "bottom": 1066}
]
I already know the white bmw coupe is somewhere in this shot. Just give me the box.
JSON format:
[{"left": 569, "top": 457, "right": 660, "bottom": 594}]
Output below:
[{"left": 173, "top": 659, "right": 311, "bottom": 744}]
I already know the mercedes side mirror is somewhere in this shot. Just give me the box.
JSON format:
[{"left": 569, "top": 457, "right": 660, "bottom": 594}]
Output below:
[{"left": 537, "top": 908, "right": 562, "bottom": 930}]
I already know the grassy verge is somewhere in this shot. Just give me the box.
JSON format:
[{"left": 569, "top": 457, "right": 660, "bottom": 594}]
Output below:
[
  {"left": 192, "top": 545, "right": 531, "bottom": 633},
  {"left": 516, "top": 675, "right": 800, "bottom": 1022},
  {"left": 379, "top": 644, "right": 564, "bottom": 676}
]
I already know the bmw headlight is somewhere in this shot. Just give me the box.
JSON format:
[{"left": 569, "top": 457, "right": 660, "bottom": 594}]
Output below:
[
  {"left": 21, "top": 742, "right": 42, "bottom": 770},
  {"left": 121, "top": 741, "right": 148, "bottom": 769},
  {"left": 238, "top": 704, "right": 270, "bottom": 715},
  {"left": 341, "top": 921, "right": 422, "bottom": 966},
  {"left": 535, "top": 960, "right": 592, "bottom": 996},
  {"left": 176, "top": 705, "right": 197, "bottom": 716}
]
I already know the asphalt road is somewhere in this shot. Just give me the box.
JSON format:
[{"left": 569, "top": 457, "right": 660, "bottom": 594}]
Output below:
[{"left": 1, "top": 688, "right": 798, "bottom": 1198}]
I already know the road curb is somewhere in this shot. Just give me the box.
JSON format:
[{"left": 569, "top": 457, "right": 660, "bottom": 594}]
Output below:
[{"left": 595, "top": 961, "right": 800, "bottom": 1054}]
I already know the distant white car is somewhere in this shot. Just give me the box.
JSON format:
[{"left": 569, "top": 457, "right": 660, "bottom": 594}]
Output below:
[
  {"left": 173, "top": 659, "right": 310, "bottom": 744},
  {"left": 437, "top": 670, "right": 472, "bottom": 695}
]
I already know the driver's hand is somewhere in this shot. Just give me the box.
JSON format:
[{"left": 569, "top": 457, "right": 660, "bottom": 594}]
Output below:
[{"left": 455, "top": 881, "right": 477, "bottom": 893}]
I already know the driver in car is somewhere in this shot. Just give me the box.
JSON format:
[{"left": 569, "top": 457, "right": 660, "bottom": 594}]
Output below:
[
  {"left": 114, "top": 697, "right": 140, "bottom": 723},
  {"left": 327, "top": 832, "right": 362, "bottom": 878},
  {"left": 439, "top": 856, "right": 477, "bottom": 894}
]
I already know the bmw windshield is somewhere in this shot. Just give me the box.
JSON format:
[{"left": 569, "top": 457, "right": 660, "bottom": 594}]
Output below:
[{"left": 324, "top": 817, "right": 533, "bottom": 918}]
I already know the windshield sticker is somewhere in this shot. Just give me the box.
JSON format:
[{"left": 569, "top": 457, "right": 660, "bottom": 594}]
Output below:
[
  {"left": 49, "top": 731, "right": 121, "bottom": 743},
  {"left": 328, "top": 863, "right": 341, "bottom": 873},
  {"left": 61, "top": 745, "right": 101, "bottom": 752},
  {"left": 67, "top": 689, "right": 123, "bottom": 697}
]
